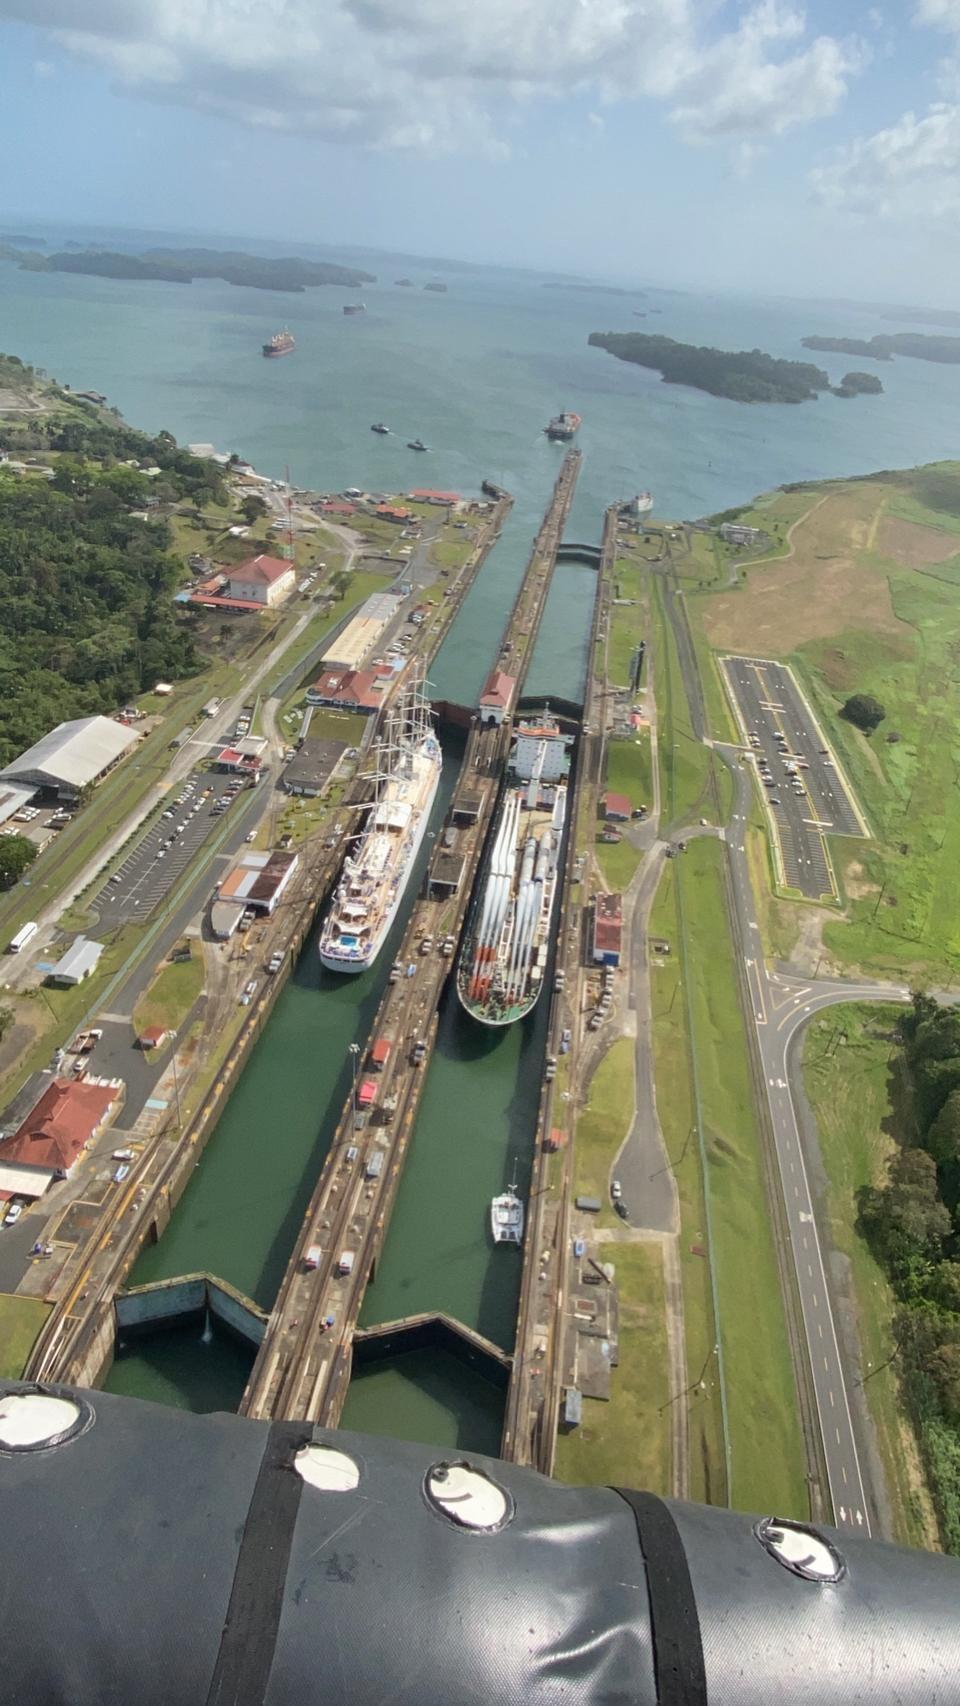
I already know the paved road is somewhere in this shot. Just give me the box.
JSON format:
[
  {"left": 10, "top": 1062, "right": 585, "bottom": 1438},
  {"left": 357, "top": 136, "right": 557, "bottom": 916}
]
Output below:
[{"left": 720, "top": 749, "right": 906, "bottom": 1535}]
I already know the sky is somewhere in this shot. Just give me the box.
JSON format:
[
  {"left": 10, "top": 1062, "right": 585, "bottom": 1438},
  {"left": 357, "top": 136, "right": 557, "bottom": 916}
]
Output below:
[{"left": 1, "top": 1, "right": 959, "bottom": 300}]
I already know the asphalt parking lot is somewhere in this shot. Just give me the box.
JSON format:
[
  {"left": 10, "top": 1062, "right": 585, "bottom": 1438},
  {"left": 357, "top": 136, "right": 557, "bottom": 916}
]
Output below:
[
  {"left": 92, "top": 771, "right": 255, "bottom": 924},
  {"left": 723, "top": 656, "right": 865, "bottom": 900}
]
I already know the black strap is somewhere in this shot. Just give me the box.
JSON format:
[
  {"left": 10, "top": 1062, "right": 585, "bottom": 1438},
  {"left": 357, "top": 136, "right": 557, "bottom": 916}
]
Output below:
[
  {"left": 206, "top": 1420, "right": 314, "bottom": 1706},
  {"left": 614, "top": 1488, "right": 707, "bottom": 1706}
]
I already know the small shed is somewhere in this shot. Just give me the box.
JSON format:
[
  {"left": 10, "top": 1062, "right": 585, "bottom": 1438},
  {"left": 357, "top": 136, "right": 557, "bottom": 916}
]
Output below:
[
  {"left": 46, "top": 937, "right": 104, "bottom": 986},
  {"left": 368, "top": 1039, "right": 391, "bottom": 1071},
  {"left": 601, "top": 791, "right": 631, "bottom": 822},
  {"left": 139, "top": 1026, "right": 168, "bottom": 1051}
]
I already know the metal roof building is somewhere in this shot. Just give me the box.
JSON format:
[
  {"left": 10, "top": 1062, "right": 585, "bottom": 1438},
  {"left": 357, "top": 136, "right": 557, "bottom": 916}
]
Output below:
[
  {"left": 0, "top": 716, "right": 138, "bottom": 798},
  {"left": 46, "top": 937, "right": 104, "bottom": 986}
]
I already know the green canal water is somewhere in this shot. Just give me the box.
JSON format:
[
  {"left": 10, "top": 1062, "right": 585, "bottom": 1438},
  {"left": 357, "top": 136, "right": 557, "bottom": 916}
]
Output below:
[{"left": 107, "top": 541, "right": 596, "bottom": 1447}]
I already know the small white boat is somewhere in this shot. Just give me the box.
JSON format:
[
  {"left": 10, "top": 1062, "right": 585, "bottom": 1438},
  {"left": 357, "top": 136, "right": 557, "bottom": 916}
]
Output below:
[{"left": 491, "top": 1166, "right": 524, "bottom": 1245}]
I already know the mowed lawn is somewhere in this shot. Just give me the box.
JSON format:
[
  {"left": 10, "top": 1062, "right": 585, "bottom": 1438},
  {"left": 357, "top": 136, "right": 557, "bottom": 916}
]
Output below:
[
  {"left": 555, "top": 1241, "right": 671, "bottom": 1495},
  {"left": 574, "top": 1037, "right": 634, "bottom": 1216},
  {"left": 674, "top": 840, "right": 808, "bottom": 1515},
  {"left": 648, "top": 861, "right": 726, "bottom": 1506},
  {"left": 802, "top": 1002, "right": 940, "bottom": 1550},
  {"left": 697, "top": 463, "right": 960, "bottom": 982},
  {"left": 0, "top": 1294, "right": 51, "bottom": 1378},
  {"left": 134, "top": 952, "right": 205, "bottom": 1036}
]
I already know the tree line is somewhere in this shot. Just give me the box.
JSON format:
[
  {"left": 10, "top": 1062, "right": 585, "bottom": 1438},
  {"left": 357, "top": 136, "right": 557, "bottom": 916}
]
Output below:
[
  {"left": 0, "top": 396, "right": 216, "bottom": 764},
  {"left": 859, "top": 993, "right": 960, "bottom": 1550}
]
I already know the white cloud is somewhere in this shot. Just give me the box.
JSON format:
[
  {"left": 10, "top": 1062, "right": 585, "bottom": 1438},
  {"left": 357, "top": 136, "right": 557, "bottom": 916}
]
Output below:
[
  {"left": 0, "top": 0, "right": 862, "bottom": 156},
  {"left": 811, "top": 101, "right": 960, "bottom": 214}
]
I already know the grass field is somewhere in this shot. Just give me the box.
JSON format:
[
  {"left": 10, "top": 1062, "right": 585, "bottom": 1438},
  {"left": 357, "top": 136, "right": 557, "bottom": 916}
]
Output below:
[
  {"left": 678, "top": 838, "right": 807, "bottom": 1514},
  {"left": 574, "top": 1037, "right": 635, "bottom": 1216},
  {"left": 802, "top": 1002, "right": 940, "bottom": 1548},
  {"left": 692, "top": 464, "right": 960, "bottom": 982},
  {"left": 653, "top": 578, "right": 719, "bottom": 829},
  {"left": 555, "top": 1241, "right": 671, "bottom": 1494},
  {"left": 0, "top": 1293, "right": 51, "bottom": 1378},
  {"left": 133, "top": 950, "right": 205, "bottom": 1037},
  {"left": 648, "top": 861, "right": 726, "bottom": 1505}
]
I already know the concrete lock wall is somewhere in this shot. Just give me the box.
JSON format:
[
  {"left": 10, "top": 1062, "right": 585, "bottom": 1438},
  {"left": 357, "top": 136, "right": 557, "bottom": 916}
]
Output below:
[{"left": 116, "top": 1274, "right": 266, "bottom": 1350}]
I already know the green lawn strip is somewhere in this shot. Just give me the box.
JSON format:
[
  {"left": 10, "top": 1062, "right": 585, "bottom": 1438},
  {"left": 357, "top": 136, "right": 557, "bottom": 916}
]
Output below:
[
  {"left": 555, "top": 1242, "right": 671, "bottom": 1494},
  {"left": 574, "top": 1037, "right": 634, "bottom": 1215},
  {"left": 652, "top": 578, "right": 714, "bottom": 826},
  {"left": 687, "top": 609, "right": 739, "bottom": 746},
  {"left": 133, "top": 951, "right": 205, "bottom": 1037},
  {"left": 679, "top": 838, "right": 807, "bottom": 1515},
  {"left": 648, "top": 862, "right": 725, "bottom": 1505},
  {"left": 801, "top": 1002, "right": 940, "bottom": 1550},
  {"left": 0, "top": 1294, "right": 52, "bottom": 1378},
  {"left": 595, "top": 838, "right": 642, "bottom": 889}
]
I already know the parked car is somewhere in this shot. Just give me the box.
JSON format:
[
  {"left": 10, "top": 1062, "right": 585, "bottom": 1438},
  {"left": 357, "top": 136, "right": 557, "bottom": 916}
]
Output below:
[{"left": 611, "top": 1179, "right": 622, "bottom": 1200}]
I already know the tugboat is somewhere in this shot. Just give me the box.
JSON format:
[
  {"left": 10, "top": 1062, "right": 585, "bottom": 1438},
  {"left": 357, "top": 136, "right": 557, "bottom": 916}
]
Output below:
[
  {"left": 407, "top": 438, "right": 428, "bottom": 452},
  {"left": 490, "top": 1161, "right": 524, "bottom": 1246},
  {"left": 371, "top": 423, "right": 390, "bottom": 435},
  {"left": 545, "top": 411, "right": 581, "bottom": 440},
  {"left": 262, "top": 329, "right": 295, "bottom": 358}
]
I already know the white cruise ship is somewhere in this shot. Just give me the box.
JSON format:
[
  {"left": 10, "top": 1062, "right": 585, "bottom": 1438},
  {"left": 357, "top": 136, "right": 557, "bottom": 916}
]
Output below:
[
  {"left": 319, "top": 675, "right": 441, "bottom": 974},
  {"left": 457, "top": 715, "right": 571, "bottom": 1026}
]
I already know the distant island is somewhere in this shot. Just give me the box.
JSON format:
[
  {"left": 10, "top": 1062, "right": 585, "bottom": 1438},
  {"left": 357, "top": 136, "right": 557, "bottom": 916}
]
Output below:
[
  {"left": 803, "top": 332, "right": 960, "bottom": 365},
  {"left": 587, "top": 330, "right": 831, "bottom": 403},
  {"left": 836, "top": 371, "right": 884, "bottom": 398},
  {"left": 543, "top": 282, "right": 644, "bottom": 297},
  {"left": 0, "top": 244, "right": 375, "bottom": 293}
]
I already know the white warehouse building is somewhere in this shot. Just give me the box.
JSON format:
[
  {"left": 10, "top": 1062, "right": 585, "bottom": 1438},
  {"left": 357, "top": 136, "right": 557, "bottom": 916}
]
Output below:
[{"left": 0, "top": 716, "right": 139, "bottom": 801}]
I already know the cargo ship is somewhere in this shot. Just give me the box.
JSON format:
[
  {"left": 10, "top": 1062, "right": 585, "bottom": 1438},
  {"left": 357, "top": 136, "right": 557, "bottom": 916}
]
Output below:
[
  {"left": 545, "top": 411, "right": 581, "bottom": 440},
  {"left": 343, "top": 303, "right": 366, "bottom": 315},
  {"left": 457, "top": 716, "right": 571, "bottom": 1026},
  {"left": 262, "top": 329, "right": 295, "bottom": 357},
  {"left": 319, "top": 674, "right": 441, "bottom": 974}
]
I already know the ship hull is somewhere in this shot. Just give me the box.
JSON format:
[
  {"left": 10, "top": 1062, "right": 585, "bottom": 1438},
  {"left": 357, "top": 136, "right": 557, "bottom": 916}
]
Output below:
[
  {"left": 263, "top": 347, "right": 294, "bottom": 357},
  {"left": 457, "top": 777, "right": 567, "bottom": 1029},
  {"left": 319, "top": 761, "right": 439, "bottom": 975}
]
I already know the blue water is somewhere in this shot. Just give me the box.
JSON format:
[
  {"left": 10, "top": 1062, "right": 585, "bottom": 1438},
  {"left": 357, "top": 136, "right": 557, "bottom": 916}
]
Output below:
[{"left": 2, "top": 246, "right": 958, "bottom": 706}]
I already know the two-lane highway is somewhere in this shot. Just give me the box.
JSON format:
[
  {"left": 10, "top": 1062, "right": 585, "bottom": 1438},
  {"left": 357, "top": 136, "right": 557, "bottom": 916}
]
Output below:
[{"left": 719, "top": 746, "right": 910, "bottom": 1535}]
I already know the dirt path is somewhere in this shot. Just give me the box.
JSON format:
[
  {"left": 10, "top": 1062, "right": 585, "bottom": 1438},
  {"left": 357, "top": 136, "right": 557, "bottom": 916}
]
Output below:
[{"left": 747, "top": 492, "right": 829, "bottom": 569}]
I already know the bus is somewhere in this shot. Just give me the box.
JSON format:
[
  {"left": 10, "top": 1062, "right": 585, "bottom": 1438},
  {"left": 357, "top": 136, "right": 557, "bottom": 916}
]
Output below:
[{"left": 8, "top": 921, "right": 37, "bottom": 954}]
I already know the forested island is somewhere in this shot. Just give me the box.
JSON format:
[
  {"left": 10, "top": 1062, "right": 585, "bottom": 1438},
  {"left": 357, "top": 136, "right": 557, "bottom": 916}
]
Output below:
[
  {"left": 587, "top": 331, "right": 831, "bottom": 403},
  {"left": 836, "top": 371, "right": 884, "bottom": 397},
  {"left": 0, "top": 355, "right": 220, "bottom": 761},
  {"left": 803, "top": 332, "right": 960, "bottom": 365},
  {"left": 0, "top": 245, "right": 374, "bottom": 293}
]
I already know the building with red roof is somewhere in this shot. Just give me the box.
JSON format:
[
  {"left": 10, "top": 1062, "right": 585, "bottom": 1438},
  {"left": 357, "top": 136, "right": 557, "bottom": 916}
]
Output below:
[
  {"left": 592, "top": 892, "right": 623, "bottom": 968},
  {"left": 306, "top": 667, "right": 388, "bottom": 713},
  {"left": 601, "top": 791, "right": 631, "bottom": 822},
  {"left": 410, "top": 489, "right": 460, "bottom": 505},
  {"left": 226, "top": 554, "right": 296, "bottom": 608},
  {"left": 0, "top": 1076, "right": 121, "bottom": 1198},
  {"left": 479, "top": 668, "right": 515, "bottom": 726}
]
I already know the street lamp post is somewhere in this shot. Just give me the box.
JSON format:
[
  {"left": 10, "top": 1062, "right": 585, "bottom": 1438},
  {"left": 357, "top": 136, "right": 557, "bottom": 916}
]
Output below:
[{"left": 348, "top": 1042, "right": 360, "bottom": 1131}]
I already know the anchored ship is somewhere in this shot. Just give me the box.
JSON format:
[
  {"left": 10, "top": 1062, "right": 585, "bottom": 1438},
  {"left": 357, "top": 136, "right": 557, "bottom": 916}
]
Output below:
[
  {"left": 457, "top": 716, "right": 571, "bottom": 1026},
  {"left": 343, "top": 303, "right": 366, "bottom": 315},
  {"left": 319, "top": 674, "right": 441, "bottom": 974},
  {"left": 262, "top": 329, "right": 295, "bottom": 357},
  {"left": 545, "top": 411, "right": 581, "bottom": 440}
]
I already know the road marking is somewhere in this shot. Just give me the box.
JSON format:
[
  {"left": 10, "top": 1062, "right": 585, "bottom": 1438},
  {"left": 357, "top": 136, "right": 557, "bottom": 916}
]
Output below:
[
  {"left": 818, "top": 1322, "right": 823, "bottom": 1337},
  {"left": 829, "top": 1389, "right": 835, "bottom": 1407}
]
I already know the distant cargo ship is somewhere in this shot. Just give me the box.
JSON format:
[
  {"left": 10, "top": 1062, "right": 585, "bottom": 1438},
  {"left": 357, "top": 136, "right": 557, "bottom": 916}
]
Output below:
[
  {"left": 262, "top": 329, "right": 295, "bottom": 358},
  {"left": 343, "top": 304, "right": 366, "bottom": 315},
  {"left": 318, "top": 674, "right": 441, "bottom": 975},
  {"left": 545, "top": 411, "right": 581, "bottom": 440},
  {"left": 632, "top": 492, "right": 654, "bottom": 515},
  {"left": 457, "top": 716, "right": 571, "bottom": 1027}
]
